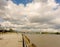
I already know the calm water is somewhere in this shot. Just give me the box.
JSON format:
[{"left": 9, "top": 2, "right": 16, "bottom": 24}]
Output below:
[{"left": 25, "top": 34, "right": 60, "bottom": 47}]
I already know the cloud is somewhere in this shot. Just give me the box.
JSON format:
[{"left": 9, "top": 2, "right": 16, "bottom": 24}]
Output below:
[
  {"left": 0, "top": 0, "right": 7, "bottom": 18},
  {"left": 0, "top": 0, "right": 60, "bottom": 31},
  {"left": 0, "top": 0, "right": 7, "bottom": 9}
]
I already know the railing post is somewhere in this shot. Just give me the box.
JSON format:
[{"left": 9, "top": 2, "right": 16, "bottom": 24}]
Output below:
[{"left": 22, "top": 34, "right": 25, "bottom": 47}]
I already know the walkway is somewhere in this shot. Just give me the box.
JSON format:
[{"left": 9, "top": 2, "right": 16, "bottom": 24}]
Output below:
[{"left": 0, "top": 33, "right": 22, "bottom": 47}]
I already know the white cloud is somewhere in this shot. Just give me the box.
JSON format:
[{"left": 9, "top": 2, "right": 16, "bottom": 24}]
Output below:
[
  {"left": 0, "top": 0, "right": 60, "bottom": 31},
  {"left": 41, "top": 28, "right": 58, "bottom": 32}
]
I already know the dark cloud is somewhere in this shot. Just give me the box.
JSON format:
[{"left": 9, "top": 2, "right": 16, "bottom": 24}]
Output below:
[
  {"left": 29, "top": 15, "right": 55, "bottom": 24},
  {"left": 0, "top": 0, "right": 7, "bottom": 10},
  {"left": 51, "top": 24, "right": 60, "bottom": 29}
]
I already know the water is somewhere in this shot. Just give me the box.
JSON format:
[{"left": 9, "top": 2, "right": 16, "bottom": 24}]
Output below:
[{"left": 24, "top": 34, "right": 60, "bottom": 47}]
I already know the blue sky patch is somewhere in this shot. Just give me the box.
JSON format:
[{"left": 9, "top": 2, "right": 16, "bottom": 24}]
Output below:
[
  {"left": 11, "top": 0, "right": 33, "bottom": 6},
  {"left": 11, "top": 0, "right": 60, "bottom": 6},
  {"left": 55, "top": 0, "right": 60, "bottom": 4}
]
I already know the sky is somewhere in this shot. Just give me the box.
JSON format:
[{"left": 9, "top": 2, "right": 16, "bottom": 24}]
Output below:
[
  {"left": 11, "top": 0, "right": 60, "bottom": 5},
  {"left": 56, "top": 0, "right": 60, "bottom": 3},
  {"left": 12, "top": 0, "right": 33, "bottom": 6},
  {"left": 0, "top": 0, "right": 60, "bottom": 32},
  {"left": 12, "top": 0, "right": 60, "bottom": 6}
]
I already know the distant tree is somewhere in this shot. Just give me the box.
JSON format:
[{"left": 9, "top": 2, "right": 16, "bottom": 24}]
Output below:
[
  {"left": 9, "top": 28, "right": 14, "bottom": 32},
  {"left": 55, "top": 32, "right": 60, "bottom": 35}
]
